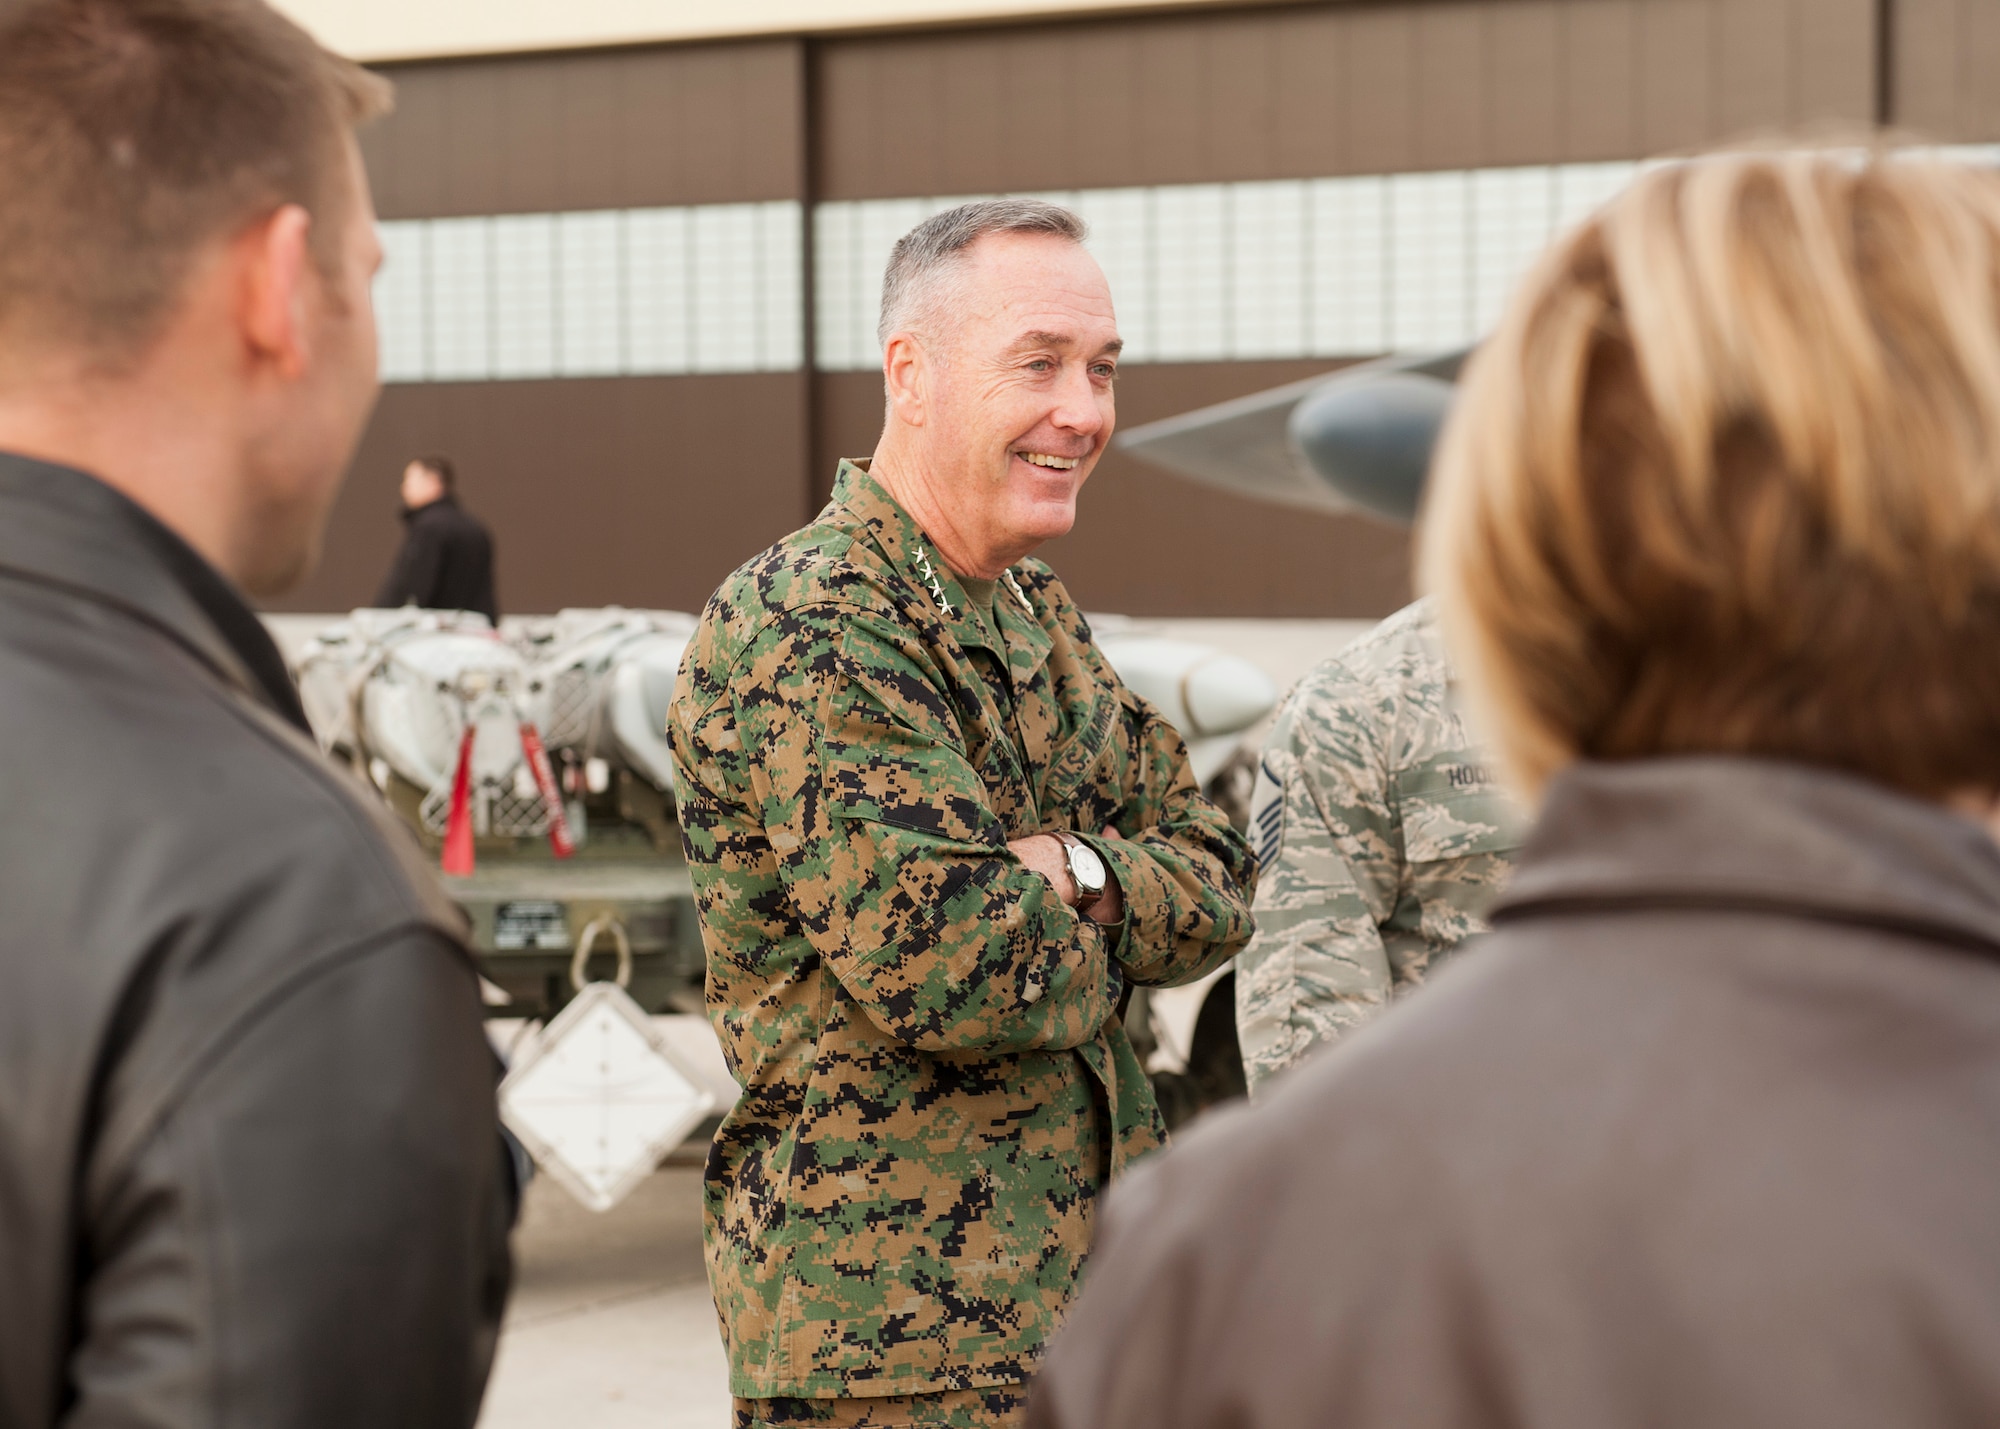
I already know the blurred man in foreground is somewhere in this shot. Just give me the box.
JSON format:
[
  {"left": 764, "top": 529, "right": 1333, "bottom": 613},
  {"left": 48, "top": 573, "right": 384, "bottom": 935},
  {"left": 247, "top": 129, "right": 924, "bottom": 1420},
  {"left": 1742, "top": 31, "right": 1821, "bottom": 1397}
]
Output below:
[
  {"left": 0, "top": 3, "right": 512, "bottom": 1424},
  {"left": 1033, "top": 149, "right": 2000, "bottom": 1427},
  {"left": 1234, "top": 596, "right": 1523, "bottom": 1092},
  {"left": 670, "top": 200, "right": 1256, "bottom": 1429},
  {"left": 375, "top": 453, "right": 499, "bottom": 621}
]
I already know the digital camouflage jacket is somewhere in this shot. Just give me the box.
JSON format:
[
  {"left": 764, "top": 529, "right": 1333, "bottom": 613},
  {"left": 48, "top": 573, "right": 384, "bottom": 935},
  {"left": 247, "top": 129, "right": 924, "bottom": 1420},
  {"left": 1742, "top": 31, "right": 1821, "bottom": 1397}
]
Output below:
[
  {"left": 1234, "top": 598, "right": 1527, "bottom": 1092},
  {"left": 669, "top": 461, "right": 1257, "bottom": 1400}
]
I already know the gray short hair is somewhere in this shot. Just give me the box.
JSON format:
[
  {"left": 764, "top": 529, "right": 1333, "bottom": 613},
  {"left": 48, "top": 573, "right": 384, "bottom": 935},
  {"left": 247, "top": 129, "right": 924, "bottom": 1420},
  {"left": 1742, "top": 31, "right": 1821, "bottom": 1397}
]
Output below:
[{"left": 877, "top": 198, "right": 1088, "bottom": 345}]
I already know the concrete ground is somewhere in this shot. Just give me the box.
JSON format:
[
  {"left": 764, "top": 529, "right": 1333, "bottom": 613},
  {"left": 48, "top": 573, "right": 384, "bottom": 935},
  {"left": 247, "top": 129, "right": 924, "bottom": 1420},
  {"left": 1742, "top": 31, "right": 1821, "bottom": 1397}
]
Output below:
[{"left": 478, "top": 1162, "right": 733, "bottom": 1429}]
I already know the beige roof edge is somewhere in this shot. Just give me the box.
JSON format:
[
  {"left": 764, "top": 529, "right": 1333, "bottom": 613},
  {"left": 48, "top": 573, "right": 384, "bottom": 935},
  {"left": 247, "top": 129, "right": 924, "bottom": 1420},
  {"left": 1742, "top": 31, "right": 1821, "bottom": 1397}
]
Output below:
[{"left": 271, "top": 0, "right": 1296, "bottom": 64}]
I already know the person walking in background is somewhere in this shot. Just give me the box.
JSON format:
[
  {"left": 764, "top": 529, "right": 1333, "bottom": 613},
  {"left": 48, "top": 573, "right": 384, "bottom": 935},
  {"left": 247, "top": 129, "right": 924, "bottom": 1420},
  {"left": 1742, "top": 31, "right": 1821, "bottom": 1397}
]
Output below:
[
  {"left": 1234, "top": 596, "right": 1524, "bottom": 1093},
  {"left": 1032, "top": 148, "right": 2000, "bottom": 1428},
  {"left": 0, "top": 3, "right": 513, "bottom": 1424},
  {"left": 670, "top": 199, "right": 1256, "bottom": 1429},
  {"left": 375, "top": 453, "right": 498, "bottom": 620}
]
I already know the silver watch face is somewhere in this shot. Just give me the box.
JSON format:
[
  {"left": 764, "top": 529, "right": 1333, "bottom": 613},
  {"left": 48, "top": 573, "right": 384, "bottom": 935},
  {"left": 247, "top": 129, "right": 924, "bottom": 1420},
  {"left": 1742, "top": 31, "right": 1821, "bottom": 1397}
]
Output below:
[{"left": 1068, "top": 841, "right": 1107, "bottom": 895}]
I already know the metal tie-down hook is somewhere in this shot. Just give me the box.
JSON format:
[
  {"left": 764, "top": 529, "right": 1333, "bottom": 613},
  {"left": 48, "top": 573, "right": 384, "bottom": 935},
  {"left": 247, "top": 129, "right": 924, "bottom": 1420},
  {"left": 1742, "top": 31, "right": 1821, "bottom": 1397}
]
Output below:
[{"left": 570, "top": 915, "right": 634, "bottom": 992}]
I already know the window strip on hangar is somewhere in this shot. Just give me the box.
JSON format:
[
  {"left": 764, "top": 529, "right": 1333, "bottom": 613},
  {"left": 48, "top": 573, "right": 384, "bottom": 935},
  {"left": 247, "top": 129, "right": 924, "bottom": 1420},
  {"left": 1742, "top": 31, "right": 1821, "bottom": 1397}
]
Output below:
[{"left": 373, "top": 145, "right": 2000, "bottom": 385}]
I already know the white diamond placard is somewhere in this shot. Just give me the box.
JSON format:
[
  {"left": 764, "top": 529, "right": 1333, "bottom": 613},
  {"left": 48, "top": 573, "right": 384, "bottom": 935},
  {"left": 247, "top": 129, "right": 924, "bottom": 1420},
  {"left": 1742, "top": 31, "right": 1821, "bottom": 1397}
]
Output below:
[{"left": 500, "top": 982, "right": 717, "bottom": 1212}]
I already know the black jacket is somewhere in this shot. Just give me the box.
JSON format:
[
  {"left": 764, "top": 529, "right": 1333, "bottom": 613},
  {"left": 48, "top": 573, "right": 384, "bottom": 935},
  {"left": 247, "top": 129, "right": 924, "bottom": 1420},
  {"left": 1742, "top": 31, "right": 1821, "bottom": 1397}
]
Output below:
[
  {"left": 375, "top": 495, "right": 498, "bottom": 622},
  {"left": 1034, "top": 758, "right": 2000, "bottom": 1429},
  {"left": 0, "top": 453, "right": 513, "bottom": 1428}
]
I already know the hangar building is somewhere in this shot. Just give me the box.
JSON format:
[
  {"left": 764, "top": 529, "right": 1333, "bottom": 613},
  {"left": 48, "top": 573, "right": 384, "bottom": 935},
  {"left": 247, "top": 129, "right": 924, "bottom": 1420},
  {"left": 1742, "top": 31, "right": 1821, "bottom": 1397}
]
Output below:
[{"left": 269, "top": 0, "right": 1991, "bottom": 618}]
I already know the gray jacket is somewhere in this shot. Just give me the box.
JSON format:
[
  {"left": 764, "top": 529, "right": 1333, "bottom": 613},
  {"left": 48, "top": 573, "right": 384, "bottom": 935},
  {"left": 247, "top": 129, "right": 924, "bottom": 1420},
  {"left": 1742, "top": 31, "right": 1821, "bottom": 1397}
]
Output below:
[
  {"left": 0, "top": 454, "right": 512, "bottom": 1428},
  {"left": 1034, "top": 756, "right": 2000, "bottom": 1428}
]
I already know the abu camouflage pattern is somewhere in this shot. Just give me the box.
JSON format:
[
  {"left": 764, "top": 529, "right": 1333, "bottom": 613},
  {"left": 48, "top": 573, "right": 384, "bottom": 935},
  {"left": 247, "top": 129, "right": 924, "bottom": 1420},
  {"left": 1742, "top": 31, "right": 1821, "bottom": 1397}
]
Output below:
[
  {"left": 1234, "top": 598, "right": 1526, "bottom": 1093},
  {"left": 669, "top": 461, "right": 1256, "bottom": 1400}
]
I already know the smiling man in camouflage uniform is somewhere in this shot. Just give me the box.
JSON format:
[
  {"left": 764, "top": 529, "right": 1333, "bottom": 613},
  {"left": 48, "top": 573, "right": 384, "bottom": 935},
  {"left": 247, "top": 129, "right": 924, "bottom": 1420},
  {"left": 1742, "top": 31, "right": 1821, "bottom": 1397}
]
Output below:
[
  {"left": 669, "top": 199, "right": 1257, "bottom": 1429},
  {"left": 1234, "top": 597, "right": 1526, "bottom": 1093}
]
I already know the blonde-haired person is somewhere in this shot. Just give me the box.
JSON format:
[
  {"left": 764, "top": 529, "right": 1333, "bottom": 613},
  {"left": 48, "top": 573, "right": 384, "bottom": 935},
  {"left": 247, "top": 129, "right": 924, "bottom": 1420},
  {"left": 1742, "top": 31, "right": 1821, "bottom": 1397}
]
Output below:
[{"left": 1029, "top": 148, "right": 2000, "bottom": 1429}]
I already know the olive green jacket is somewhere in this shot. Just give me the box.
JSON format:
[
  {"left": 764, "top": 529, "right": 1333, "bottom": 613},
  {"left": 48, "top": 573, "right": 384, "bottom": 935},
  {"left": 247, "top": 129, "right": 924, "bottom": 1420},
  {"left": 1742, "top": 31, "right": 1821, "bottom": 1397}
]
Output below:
[{"left": 669, "top": 461, "right": 1257, "bottom": 1398}]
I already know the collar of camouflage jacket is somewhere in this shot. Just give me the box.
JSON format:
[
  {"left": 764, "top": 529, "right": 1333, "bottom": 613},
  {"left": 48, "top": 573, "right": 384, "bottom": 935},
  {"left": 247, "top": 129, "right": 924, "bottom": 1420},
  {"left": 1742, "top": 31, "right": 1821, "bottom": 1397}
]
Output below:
[{"left": 830, "top": 458, "right": 1054, "bottom": 679}]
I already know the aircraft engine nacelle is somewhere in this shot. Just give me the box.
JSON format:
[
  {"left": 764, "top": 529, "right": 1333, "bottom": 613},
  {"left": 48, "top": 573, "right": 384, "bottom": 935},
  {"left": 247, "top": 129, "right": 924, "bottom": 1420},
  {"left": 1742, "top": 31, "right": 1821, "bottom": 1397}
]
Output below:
[
  {"left": 1286, "top": 370, "right": 1456, "bottom": 526},
  {"left": 1116, "top": 347, "right": 1470, "bottom": 528},
  {"left": 1094, "top": 631, "right": 1279, "bottom": 787}
]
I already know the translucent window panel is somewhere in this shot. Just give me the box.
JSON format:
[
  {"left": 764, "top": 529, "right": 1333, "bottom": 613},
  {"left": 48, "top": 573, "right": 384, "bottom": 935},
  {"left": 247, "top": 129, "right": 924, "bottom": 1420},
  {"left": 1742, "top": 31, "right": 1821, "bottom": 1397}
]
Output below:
[
  {"left": 856, "top": 197, "right": 944, "bottom": 364},
  {"left": 375, "top": 221, "right": 429, "bottom": 382},
  {"left": 1554, "top": 162, "right": 1639, "bottom": 234},
  {"left": 557, "top": 211, "right": 624, "bottom": 378},
  {"left": 1472, "top": 167, "right": 1555, "bottom": 337},
  {"left": 812, "top": 203, "right": 865, "bottom": 372},
  {"left": 1388, "top": 170, "right": 1472, "bottom": 350},
  {"left": 692, "top": 204, "right": 760, "bottom": 373},
  {"left": 1229, "top": 181, "right": 1309, "bottom": 359},
  {"left": 1935, "top": 143, "right": 2000, "bottom": 167},
  {"left": 1306, "top": 176, "right": 1388, "bottom": 356},
  {"left": 373, "top": 149, "right": 2000, "bottom": 386},
  {"left": 627, "top": 208, "right": 694, "bottom": 375},
  {"left": 1152, "top": 184, "right": 1230, "bottom": 362},
  {"left": 425, "top": 218, "right": 492, "bottom": 381},
  {"left": 492, "top": 215, "right": 557, "bottom": 380},
  {"left": 757, "top": 201, "right": 805, "bottom": 372},
  {"left": 1074, "top": 187, "right": 1155, "bottom": 362}
]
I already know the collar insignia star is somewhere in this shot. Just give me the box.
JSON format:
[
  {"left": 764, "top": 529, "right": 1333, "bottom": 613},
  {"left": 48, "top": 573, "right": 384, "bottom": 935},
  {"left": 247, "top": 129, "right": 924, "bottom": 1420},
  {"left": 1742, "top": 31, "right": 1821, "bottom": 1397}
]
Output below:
[{"left": 915, "top": 547, "right": 953, "bottom": 617}]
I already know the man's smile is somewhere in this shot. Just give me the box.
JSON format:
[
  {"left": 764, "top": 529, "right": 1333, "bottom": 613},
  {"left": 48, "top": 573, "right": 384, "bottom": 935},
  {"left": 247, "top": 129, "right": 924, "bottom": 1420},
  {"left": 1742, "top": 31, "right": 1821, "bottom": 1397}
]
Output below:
[{"left": 1015, "top": 450, "right": 1082, "bottom": 471}]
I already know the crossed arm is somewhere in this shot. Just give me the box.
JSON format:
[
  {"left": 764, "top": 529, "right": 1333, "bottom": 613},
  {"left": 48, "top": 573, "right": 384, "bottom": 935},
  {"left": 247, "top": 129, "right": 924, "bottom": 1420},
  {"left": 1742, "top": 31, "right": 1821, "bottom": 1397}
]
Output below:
[{"left": 677, "top": 604, "right": 1256, "bottom": 1058}]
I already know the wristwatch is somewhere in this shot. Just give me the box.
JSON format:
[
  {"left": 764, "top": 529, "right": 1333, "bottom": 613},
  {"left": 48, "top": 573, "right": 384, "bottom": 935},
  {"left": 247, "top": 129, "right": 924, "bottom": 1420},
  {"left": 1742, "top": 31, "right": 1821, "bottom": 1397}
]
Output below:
[{"left": 1054, "top": 831, "right": 1108, "bottom": 905}]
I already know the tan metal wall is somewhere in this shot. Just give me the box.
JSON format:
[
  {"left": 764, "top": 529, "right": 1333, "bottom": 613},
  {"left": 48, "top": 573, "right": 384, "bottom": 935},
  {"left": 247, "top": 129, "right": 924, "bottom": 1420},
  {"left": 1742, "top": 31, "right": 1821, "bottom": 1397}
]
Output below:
[{"left": 814, "top": 0, "right": 1878, "bottom": 199}]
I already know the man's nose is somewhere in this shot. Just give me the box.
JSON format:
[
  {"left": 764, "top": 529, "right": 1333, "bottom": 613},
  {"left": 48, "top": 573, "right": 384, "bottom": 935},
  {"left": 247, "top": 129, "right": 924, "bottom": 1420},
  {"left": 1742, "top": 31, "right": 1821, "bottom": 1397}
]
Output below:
[{"left": 1050, "top": 365, "right": 1107, "bottom": 437}]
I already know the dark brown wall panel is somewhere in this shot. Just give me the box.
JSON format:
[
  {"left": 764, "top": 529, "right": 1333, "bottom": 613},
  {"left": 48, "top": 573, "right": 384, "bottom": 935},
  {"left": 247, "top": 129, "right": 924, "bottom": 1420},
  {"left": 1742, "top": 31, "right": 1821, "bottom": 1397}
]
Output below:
[
  {"left": 1415, "top": 4, "right": 1489, "bottom": 169},
  {"left": 815, "top": 0, "right": 1876, "bottom": 199},
  {"left": 1341, "top": 7, "right": 1420, "bottom": 172},
  {"left": 1637, "top": 0, "right": 1712, "bottom": 154},
  {"left": 1269, "top": 11, "right": 1350, "bottom": 174},
  {"left": 1715, "top": 0, "right": 1794, "bottom": 136},
  {"left": 273, "top": 375, "right": 809, "bottom": 617},
  {"left": 1560, "top": 0, "right": 1640, "bottom": 157},
  {"left": 813, "top": 363, "right": 1411, "bottom": 618},
  {"left": 1486, "top": 3, "right": 1563, "bottom": 163},
  {"left": 363, "top": 41, "right": 805, "bottom": 218},
  {"left": 1795, "top": 0, "right": 1875, "bottom": 119},
  {"left": 1893, "top": 0, "right": 2000, "bottom": 138}
]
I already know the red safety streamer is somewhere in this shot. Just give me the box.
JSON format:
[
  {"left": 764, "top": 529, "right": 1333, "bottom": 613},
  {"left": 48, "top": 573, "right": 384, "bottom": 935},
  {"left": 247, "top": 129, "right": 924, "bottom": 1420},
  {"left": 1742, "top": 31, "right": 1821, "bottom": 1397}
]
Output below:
[
  {"left": 441, "top": 725, "right": 477, "bottom": 876},
  {"left": 519, "top": 723, "right": 576, "bottom": 859}
]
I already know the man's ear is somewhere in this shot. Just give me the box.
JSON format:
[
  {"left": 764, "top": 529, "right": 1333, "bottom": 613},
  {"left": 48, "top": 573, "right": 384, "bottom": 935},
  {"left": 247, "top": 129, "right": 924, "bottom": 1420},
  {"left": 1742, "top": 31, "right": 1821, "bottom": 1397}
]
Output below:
[
  {"left": 882, "top": 332, "right": 927, "bottom": 429},
  {"left": 238, "top": 204, "right": 315, "bottom": 381}
]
